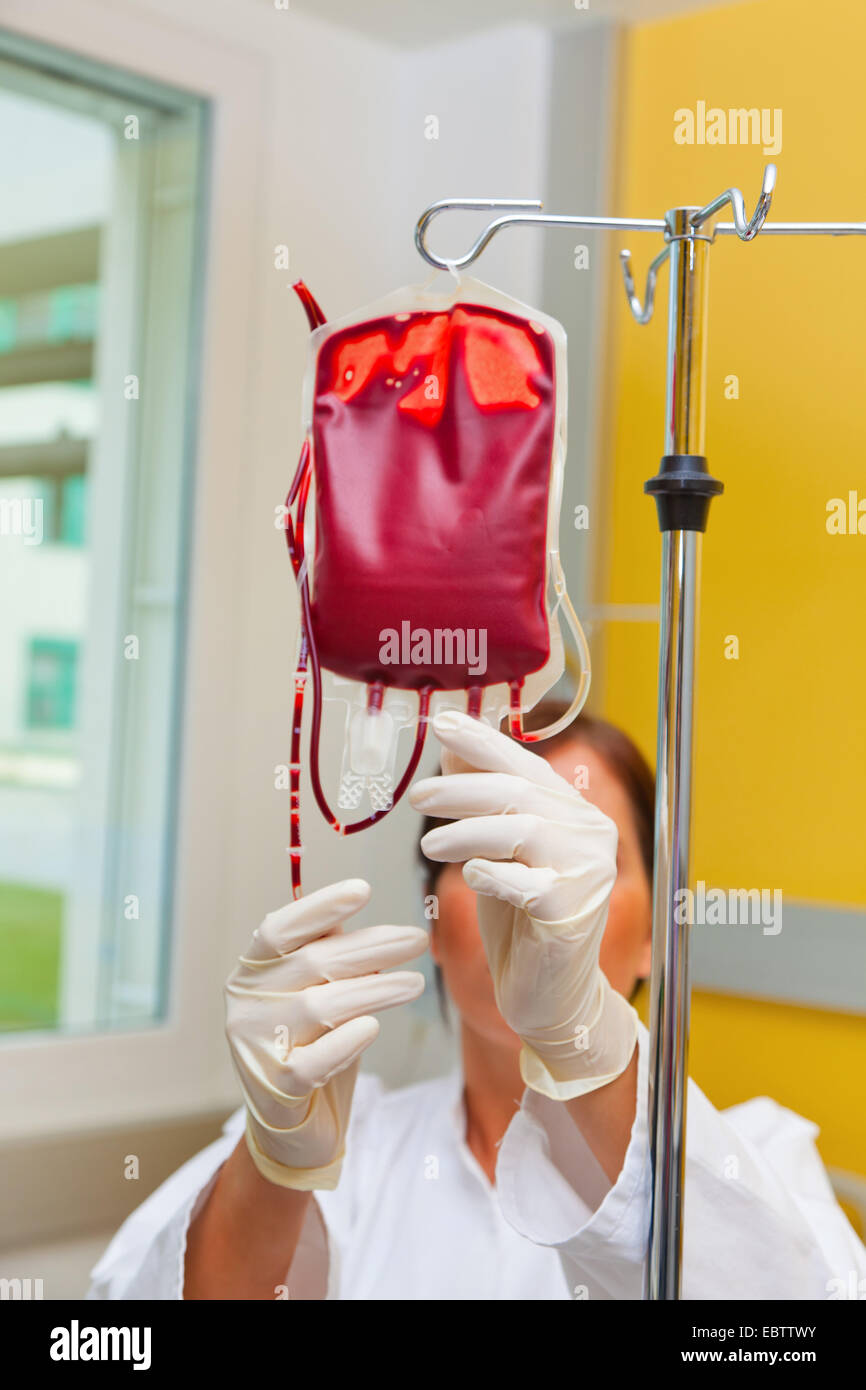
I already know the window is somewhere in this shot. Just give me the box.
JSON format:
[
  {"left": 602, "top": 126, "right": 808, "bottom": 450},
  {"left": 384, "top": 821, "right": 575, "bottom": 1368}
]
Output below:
[
  {"left": 0, "top": 33, "right": 208, "bottom": 1035},
  {"left": 25, "top": 637, "right": 79, "bottom": 731}
]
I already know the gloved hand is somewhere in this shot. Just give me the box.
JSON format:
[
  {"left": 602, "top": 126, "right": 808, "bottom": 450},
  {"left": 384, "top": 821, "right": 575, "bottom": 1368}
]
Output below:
[
  {"left": 410, "top": 711, "right": 638, "bottom": 1101},
  {"left": 225, "top": 879, "right": 426, "bottom": 1189}
]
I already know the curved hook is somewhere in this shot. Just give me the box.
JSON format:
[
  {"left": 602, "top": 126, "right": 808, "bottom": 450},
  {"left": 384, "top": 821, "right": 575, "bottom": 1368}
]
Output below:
[
  {"left": 691, "top": 163, "right": 776, "bottom": 241},
  {"left": 415, "top": 199, "right": 543, "bottom": 270},
  {"left": 619, "top": 244, "right": 671, "bottom": 325}
]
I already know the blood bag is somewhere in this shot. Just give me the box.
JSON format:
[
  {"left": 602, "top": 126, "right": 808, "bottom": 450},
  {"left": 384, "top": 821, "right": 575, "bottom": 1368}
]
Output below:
[{"left": 283, "top": 274, "right": 590, "bottom": 892}]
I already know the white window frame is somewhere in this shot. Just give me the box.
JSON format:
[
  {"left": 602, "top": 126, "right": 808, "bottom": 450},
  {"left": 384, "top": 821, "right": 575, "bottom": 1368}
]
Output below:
[{"left": 0, "top": 0, "right": 266, "bottom": 1139}]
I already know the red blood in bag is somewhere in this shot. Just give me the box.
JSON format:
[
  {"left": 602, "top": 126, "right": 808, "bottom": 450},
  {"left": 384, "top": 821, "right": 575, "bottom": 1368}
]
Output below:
[{"left": 310, "top": 302, "right": 555, "bottom": 690}]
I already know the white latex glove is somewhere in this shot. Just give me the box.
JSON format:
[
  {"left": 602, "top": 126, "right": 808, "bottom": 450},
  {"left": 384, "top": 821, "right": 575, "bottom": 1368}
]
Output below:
[
  {"left": 225, "top": 879, "right": 427, "bottom": 1189},
  {"left": 410, "top": 710, "right": 638, "bottom": 1101}
]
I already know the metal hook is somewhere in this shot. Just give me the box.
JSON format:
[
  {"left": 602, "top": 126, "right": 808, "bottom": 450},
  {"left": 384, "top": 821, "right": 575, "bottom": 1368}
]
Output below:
[
  {"left": 413, "top": 166, "right": 777, "bottom": 292},
  {"left": 415, "top": 199, "right": 544, "bottom": 270},
  {"left": 691, "top": 163, "right": 776, "bottom": 240},
  {"left": 415, "top": 199, "right": 666, "bottom": 271},
  {"left": 620, "top": 244, "right": 671, "bottom": 325}
]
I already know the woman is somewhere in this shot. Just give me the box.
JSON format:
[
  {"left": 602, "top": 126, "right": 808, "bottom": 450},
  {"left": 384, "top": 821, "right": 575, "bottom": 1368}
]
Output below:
[{"left": 88, "top": 708, "right": 865, "bottom": 1300}]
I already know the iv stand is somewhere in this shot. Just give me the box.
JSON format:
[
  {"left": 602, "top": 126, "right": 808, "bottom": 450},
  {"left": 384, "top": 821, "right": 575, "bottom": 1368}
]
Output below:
[{"left": 414, "top": 170, "right": 866, "bottom": 1300}]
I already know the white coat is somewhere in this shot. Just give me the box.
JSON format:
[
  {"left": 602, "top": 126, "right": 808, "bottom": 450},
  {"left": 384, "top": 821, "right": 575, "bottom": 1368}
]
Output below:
[{"left": 87, "top": 1023, "right": 866, "bottom": 1300}]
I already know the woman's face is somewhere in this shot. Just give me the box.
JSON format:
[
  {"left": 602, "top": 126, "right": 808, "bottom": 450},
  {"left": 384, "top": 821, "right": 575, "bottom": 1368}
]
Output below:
[{"left": 429, "top": 739, "right": 653, "bottom": 1048}]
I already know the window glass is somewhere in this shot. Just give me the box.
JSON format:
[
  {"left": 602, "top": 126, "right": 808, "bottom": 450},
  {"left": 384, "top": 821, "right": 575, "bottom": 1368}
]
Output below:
[
  {"left": 0, "top": 37, "right": 208, "bottom": 1035},
  {"left": 26, "top": 638, "right": 79, "bottom": 731}
]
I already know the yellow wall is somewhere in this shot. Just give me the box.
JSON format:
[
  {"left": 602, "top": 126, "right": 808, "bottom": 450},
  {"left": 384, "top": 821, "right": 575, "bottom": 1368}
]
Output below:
[{"left": 598, "top": 0, "right": 866, "bottom": 1175}]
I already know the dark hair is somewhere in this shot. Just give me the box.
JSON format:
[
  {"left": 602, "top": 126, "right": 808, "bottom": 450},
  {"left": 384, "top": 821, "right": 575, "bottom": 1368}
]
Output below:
[{"left": 416, "top": 700, "right": 656, "bottom": 1018}]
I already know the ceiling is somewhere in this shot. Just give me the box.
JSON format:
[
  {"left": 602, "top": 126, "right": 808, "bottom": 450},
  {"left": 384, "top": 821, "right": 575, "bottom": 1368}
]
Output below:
[{"left": 285, "top": 0, "right": 742, "bottom": 48}]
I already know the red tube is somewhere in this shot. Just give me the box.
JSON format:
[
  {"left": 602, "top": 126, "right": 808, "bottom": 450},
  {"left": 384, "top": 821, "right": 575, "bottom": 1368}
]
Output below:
[
  {"left": 288, "top": 642, "right": 307, "bottom": 899},
  {"left": 293, "top": 280, "right": 327, "bottom": 331},
  {"left": 284, "top": 443, "right": 313, "bottom": 896}
]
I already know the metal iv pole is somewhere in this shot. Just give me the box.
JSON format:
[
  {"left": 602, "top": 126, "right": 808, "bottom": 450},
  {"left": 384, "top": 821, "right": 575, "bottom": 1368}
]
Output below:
[{"left": 414, "top": 174, "right": 866, "bottom": 1298}]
